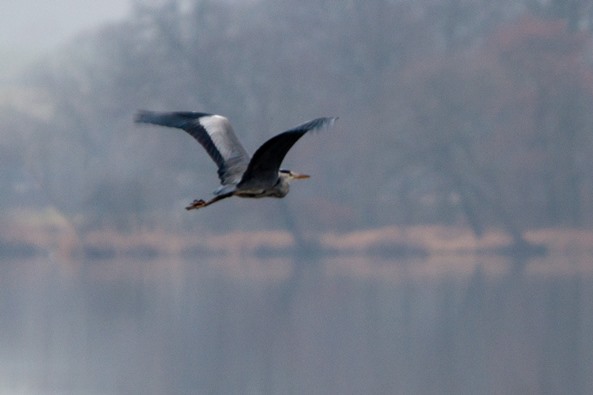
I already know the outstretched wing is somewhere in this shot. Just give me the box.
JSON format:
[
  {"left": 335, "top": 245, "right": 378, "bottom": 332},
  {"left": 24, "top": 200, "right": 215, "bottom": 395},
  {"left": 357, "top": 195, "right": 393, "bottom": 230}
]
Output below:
[
  {"left": 238, "top": 117, "right": 337, "bottom": 188},
  {"left": 135, "top": 111, "right": 250, "bottom": 185}
]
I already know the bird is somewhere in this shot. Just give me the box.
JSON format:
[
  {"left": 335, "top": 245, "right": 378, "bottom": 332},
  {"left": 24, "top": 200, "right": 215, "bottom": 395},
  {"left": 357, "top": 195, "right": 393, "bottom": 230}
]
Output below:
[{"left": 135, "top": 111, "right": 337, "bottom": 210}]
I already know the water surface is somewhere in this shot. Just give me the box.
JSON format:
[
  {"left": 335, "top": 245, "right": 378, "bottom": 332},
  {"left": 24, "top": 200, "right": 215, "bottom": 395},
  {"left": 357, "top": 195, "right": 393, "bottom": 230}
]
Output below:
[{"left": 1, "top": 253, "right": 591, "bottom": 394}]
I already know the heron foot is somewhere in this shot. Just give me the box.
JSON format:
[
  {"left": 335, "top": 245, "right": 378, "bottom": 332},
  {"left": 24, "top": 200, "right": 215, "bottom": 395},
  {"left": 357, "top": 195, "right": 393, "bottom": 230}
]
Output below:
[{"left": 185, "top": 199, "right": 207, "bottom": 210}]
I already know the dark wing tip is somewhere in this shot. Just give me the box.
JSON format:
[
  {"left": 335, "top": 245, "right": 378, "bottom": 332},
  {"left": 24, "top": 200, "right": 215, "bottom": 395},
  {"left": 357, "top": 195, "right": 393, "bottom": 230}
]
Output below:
[
  {"left": 134, "top": 110, "right": 153, "bottom": 124},
  {"left": 134, "top": 110, "right": 217, "bottom": 128},
  {"left": 287, "top": 116, "right": 338, "bottom": 134},
  {"left": 323, "top": 116, "right": 339, "bottom": 128},
  {"left": 313, "top": 116, "right": 338, "bottom": 129}
]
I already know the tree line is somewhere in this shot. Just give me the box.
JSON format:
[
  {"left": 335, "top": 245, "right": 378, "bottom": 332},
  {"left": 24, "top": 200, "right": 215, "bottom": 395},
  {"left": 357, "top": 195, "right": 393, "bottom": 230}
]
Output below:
[{"left": 2, "top": 0, "right": 593, "bottom": 242}]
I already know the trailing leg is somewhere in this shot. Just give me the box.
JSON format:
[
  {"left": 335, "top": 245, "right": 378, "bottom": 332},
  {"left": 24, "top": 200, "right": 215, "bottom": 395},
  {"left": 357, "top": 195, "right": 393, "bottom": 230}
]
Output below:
[{"left": 185, "top": 192, "right": 233, "bottom": 210}]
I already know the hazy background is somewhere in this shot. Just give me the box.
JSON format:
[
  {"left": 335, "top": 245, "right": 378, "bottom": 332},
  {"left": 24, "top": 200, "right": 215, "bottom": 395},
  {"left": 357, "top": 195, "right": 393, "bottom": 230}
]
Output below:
[
  {"left": 3, "top": 0, "right": 593, "bottom": 237},
  {"left": 0, "top": 1, "right": 129, "bottom": 49},
  {"left": 0, "top": 0, "right": 129, "bottom": 82},
  {"left": 2, "top": 0, "right": 593, "bottom": 394}
]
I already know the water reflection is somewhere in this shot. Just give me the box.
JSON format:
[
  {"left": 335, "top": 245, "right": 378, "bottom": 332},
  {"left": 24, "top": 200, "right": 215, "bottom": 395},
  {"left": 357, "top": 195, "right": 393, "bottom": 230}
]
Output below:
[{"left": 1, "top": 254, "right": 591, "bottom": 394}]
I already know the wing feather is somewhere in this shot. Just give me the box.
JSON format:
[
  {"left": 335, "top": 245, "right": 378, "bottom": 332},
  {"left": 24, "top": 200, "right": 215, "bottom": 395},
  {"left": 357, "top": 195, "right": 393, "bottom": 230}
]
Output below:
[
  {"left": 238, "top": 117, "right": 337, "bottom": 188},
  {"left": 135, "top": 111, "right": 250, "bottom": 185}
]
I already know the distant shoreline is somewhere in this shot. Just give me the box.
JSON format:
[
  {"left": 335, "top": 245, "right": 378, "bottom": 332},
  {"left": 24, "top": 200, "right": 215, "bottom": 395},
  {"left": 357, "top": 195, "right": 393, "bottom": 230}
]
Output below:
[{"left": 3, "top": 213, "right": 592, "bottom": 262}]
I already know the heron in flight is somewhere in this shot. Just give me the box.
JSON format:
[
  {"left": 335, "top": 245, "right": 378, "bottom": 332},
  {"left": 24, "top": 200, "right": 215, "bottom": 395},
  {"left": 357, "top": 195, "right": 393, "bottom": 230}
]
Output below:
[{"left": 135, "top": 111, "right": 337, "bottom": 210}]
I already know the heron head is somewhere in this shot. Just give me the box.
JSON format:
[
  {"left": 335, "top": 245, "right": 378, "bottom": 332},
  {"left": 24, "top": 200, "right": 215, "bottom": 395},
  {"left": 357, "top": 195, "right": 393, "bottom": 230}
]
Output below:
[{"left": 280, "top": 169, "right": 310, "bottom": 181}]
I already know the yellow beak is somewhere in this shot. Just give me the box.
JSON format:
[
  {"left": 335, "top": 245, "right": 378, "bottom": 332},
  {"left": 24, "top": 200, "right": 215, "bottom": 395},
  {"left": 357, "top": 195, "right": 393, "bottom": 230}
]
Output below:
[{"left": 292, "top": 172, "right": 310, "bottom": 179}]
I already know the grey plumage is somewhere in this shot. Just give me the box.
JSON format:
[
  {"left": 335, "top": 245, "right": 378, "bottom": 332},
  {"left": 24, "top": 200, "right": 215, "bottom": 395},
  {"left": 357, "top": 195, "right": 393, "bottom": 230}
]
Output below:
[{"left": 135, "top": 110, "right": 337, "bottom": 210}]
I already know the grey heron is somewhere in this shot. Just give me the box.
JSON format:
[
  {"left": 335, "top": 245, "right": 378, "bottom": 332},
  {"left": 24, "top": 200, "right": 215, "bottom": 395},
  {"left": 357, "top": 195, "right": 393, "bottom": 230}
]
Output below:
[{"left": 135, "top": 111, "right": 337, "bottom": 210}]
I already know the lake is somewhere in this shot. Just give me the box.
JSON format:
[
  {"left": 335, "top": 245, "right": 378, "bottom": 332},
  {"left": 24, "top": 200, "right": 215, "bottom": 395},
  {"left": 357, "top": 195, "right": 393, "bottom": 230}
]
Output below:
[{"left": 1, "top": 252, "right": 591, "bottom": 394}]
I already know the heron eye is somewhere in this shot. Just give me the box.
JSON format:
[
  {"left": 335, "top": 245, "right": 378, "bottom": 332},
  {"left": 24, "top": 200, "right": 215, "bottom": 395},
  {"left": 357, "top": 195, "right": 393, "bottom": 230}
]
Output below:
[{"left": 279, "top": 169, "right": 290, "bottom": 174}]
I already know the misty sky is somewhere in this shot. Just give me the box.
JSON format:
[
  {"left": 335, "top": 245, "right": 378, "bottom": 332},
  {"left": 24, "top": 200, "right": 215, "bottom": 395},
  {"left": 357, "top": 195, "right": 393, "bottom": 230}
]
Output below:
[{"left": 1, "top": 0, "right": 130, "bottom": 64}]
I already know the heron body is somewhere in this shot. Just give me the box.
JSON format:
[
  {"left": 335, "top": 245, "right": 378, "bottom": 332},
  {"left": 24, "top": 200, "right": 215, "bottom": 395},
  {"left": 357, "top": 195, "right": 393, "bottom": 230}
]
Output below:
[{"left": 135, "top": 111, "right": 337, "bottom": 210}]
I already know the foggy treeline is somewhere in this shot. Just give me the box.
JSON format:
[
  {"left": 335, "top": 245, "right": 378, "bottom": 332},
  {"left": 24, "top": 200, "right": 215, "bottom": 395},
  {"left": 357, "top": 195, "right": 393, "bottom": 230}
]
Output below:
[{"left": 3, "top": 0, "right": 593, "bottom": 237}]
